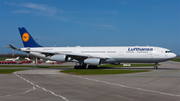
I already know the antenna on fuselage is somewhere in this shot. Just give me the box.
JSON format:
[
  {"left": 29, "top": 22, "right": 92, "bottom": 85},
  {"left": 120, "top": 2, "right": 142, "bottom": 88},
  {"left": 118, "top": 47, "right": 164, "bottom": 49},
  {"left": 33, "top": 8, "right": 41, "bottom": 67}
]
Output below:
[{"left": 54, "top": 42, "right": 56, "bottom": 47}]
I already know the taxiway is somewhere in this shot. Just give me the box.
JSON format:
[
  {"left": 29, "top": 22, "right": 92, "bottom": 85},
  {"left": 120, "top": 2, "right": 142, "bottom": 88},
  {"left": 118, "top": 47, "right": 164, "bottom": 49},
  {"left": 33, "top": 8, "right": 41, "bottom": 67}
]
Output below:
[{"left": 0, "top": 61, "right": 180, "bottom": 101}]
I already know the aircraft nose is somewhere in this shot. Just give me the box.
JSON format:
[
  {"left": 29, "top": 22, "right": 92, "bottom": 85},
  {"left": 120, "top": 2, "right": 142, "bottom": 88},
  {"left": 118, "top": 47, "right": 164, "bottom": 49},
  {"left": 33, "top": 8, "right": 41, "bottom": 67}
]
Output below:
[
  {"left": 169, "top": 53, "right": 177, "bottom": 59},
  {"left": 171, "top": 53, "right": 177, "bottom": 58}
]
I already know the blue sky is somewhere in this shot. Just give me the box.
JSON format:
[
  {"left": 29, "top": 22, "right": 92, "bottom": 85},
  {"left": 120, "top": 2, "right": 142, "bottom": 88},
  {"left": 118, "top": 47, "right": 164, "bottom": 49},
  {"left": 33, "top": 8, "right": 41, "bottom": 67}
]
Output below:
[{"left": 0, "top": 0, "right": 180, "bottom": 55}]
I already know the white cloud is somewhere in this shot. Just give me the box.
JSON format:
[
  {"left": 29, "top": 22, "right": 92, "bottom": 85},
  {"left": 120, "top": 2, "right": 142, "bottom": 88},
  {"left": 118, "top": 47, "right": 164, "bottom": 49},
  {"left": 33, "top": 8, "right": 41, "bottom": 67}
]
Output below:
[
  {"left": 4, "top": 2, "right": 115, "bottom": 30},
  {"left": 12, "top": 10, "right": 30, "bottom": 13},
  {"left": 100, "top": 24, "right": 114, "bottom": 30},
  {"left": 91, "top": 23, "right": 115, "bottom": 30},
  {"left": 4, "top": 2, "right": 63, "bottom": 17},
  {"left": 22, "top": 3, "right": 57, "bottom": 15}
]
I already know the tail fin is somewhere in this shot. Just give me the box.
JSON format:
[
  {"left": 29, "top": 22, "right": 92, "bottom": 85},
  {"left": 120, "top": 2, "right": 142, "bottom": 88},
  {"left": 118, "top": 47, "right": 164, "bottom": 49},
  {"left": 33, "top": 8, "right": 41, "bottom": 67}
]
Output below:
[
  {"left": 19, "top": 27, "right": 42, "bottom": 47},
  {"left": 16, "top": 57, "right": 19, "bottom": 60}
]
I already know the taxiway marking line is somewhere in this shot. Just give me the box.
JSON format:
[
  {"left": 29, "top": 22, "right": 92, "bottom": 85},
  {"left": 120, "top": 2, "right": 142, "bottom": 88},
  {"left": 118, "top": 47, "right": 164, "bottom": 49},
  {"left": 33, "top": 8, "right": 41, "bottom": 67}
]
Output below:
[
  {"left": 0, "top": 86, "right": 36, "bottom": 97},
  {"left": 72, "top": 75, "right": 180, "bottom": 97},
  {"left": 13, "top": 72, "right": 69, "bottom": 101},
  {"left": 114, "top": 94, "right": 134, "bottom": 100}
]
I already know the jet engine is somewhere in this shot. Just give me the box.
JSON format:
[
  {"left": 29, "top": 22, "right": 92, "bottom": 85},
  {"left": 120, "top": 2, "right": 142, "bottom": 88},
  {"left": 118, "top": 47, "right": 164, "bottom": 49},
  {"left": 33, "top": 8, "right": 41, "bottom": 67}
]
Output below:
[
  {"left": 29, "top": 52, "right": 49, "bottom": 59},
  {"left": 50, "top": 55, "right": 68, "bottom": 62},
  {"left": 84, "top": 58, "right": 101, "bottom": 65}
]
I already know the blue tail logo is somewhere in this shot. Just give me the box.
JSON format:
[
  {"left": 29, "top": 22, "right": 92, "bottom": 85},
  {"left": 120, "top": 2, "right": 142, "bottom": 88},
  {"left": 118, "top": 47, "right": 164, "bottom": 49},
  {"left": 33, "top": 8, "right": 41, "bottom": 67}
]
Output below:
[{"left": 19, "top": 27, "right": 42, "bottom": 47}]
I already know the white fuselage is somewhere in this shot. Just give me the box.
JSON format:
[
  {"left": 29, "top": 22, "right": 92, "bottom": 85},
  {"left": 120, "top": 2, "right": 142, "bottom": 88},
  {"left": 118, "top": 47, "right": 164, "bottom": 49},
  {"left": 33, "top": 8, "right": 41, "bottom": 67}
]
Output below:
[{"left": 21, "top": 46, "right": 176, "bottom": 64}]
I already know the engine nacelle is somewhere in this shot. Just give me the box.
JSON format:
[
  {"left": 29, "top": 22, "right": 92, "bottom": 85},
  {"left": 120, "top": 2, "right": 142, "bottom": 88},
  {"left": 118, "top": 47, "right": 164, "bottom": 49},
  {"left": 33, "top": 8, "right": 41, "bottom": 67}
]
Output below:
[
  {"left": 50, "top": 55, "right": 68, "bottom": 62},
  {"left": 29, "top": 52, "right": 49, "bottom": 59},
  {"left": 84, "top": 58, "right": 101, "bottom": 65}
]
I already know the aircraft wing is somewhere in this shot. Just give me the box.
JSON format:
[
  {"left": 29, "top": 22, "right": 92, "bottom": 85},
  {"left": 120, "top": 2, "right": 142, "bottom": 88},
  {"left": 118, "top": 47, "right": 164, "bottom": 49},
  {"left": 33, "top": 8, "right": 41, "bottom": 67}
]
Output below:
[
  {"left": 22, "top": 50, "right": 107, "bottom": 60},
  {"left": 7, "top": 45, "right": 107, "bottom": 61},
  {"left": 42, "top": 51, "right": 107, "bottom": 60},
  {"left": 65, "top": 53, "right": 107, "bottom": 60}
]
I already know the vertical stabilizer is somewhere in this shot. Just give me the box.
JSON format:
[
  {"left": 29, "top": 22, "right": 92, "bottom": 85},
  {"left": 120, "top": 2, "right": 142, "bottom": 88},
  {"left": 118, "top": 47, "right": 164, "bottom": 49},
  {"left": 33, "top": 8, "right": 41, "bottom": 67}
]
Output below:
[{"left": 19, "top": 27, "right": 42, "bottom": 47}]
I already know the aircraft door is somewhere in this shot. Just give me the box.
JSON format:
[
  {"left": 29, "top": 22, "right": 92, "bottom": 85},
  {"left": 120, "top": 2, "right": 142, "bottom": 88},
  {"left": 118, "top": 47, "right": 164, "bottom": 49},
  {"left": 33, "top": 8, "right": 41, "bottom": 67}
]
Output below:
[
  {"left": 147, "top": 51, "right": 153, "bottom": 62},
  {"left": 119, "top": 50, "right": 124, "bottom": 57},
  {"left": 152, "top": 49, "right": 160, "bottom": 62}
]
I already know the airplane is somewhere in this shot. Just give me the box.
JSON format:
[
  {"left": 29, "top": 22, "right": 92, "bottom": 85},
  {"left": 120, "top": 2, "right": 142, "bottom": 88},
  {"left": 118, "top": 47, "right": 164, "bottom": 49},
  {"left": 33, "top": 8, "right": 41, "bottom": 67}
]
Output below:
[
  {"left": 7, "top": 27, "right": 176, "bottom": 69},
  {"left": 24, "top": 57, "right": 30, "bottom": 61},
  {"left": 45, "top": 60, "right": 57, "bottom": 64},
  {"left": 5, "top": 56, "right": 19, "bottom": 61}
]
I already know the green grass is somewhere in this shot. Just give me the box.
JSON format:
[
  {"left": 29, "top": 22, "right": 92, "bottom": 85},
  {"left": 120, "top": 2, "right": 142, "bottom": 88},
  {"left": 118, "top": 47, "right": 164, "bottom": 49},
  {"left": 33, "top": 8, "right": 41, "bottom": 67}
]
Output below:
[
  {"left": 0, "top": 65, "right": 34, "bottom": 67},
  {"left": 0, "top": 69, "right": 27, "bottom": 74},
  {"left": 0, "top": 57, "right": 8, "bottom": 61},
  {"left": 37, "top": 66, "right": 72, "bottom": 68},
  {"left": 171, "top": 58, "right": 180, "bottom": 62},
  {"left": 98, "top": 64, "right": 160, "bottom": 68},
  {"left": 0, "top": 65, "right": 72, "bottom": 68},
  {"left": 60, "top": 69, "right": 149, "bottom": 75}
]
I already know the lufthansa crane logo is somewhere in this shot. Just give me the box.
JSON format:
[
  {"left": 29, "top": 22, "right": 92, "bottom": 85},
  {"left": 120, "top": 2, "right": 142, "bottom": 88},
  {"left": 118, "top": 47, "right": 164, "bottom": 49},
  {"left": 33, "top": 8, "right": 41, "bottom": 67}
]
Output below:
[{"left": 22, "top": 33, "right": 30, "bottom": 42}]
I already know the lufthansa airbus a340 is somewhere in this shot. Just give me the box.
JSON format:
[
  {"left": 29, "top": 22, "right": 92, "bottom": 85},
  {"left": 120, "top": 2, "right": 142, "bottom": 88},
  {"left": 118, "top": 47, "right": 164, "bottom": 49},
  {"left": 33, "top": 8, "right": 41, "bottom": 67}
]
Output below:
[{"left": 8, "top": 27, "right": 176, "bottom": 69}]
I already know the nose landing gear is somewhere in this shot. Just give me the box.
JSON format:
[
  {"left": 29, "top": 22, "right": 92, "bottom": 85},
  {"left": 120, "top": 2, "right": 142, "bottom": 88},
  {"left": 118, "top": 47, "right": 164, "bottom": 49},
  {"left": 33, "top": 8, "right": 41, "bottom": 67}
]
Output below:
[{"left": 154, "top": 63, "right": 158, "bottom": 69}]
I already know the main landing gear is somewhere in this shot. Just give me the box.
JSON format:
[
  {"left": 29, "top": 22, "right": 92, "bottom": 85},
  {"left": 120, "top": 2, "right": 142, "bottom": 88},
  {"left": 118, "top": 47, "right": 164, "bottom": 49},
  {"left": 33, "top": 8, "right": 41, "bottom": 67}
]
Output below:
[
  {"left": 154, "top": 63, "right": 158, "bottom": 69},
  {"left": 87, "top": 65, "right": 98, "bottom": 69},
  {"left": 74, "top": 64, "right": 87, "bottom": 69},
  {"left": 74, "top": 64, "right": 98, "bottom": 69}
]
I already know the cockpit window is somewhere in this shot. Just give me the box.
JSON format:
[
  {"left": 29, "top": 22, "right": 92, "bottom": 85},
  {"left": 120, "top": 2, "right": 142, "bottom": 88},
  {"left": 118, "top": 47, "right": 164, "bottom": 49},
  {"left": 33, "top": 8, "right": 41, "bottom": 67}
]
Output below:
[{"left": 165, "top": 51, "right": 172, "bottom": 53}]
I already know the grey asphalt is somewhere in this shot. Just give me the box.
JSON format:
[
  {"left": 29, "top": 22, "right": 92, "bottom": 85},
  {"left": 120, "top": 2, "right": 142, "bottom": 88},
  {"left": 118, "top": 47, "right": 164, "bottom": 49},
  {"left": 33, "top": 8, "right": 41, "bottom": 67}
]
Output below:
[{"left": 0, "top": 61, "right": 180, "bottom": 101}]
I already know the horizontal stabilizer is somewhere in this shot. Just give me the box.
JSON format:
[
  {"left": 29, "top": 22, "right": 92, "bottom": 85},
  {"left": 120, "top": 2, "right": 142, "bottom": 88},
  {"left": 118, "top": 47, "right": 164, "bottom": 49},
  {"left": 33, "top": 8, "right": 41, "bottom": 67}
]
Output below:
[{"left": 9, "top": 44, "right": 21, "bottom": 51}]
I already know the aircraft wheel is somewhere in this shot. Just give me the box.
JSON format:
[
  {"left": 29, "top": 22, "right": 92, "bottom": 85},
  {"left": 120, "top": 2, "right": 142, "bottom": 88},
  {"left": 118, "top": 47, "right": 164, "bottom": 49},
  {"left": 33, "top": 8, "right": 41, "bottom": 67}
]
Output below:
[
  {"left": 74, "top": 65, "right": 87, "bottom": 69},
  {"left": 88, "top": 65, "right": 92, "bottom": 69},
  {"left": 154, "top": 66, "right": 158, "bottom": 69},
  {"left": 93, "top": 66, "right": 97, "bottom": 69},
  {"left": 154, "top": 63, "right": 158, "bottom": 69},
  {"left": 88, "top": 65, "right": 91, "bottom": 69},
  {"left": 82, "top": 66, "right": 86, "bottom": 69},
  {"left": 88, "top": 65, "right": 98, "bottom": 69},
  {"left": 82, "top": 64, "right": 87, "bottom": 69},
  {"left": 74, "top": 66, "right": 77, "bottom": 69},
  {"left": 74, "top": 66, "right": 79, "bottom": 69}
]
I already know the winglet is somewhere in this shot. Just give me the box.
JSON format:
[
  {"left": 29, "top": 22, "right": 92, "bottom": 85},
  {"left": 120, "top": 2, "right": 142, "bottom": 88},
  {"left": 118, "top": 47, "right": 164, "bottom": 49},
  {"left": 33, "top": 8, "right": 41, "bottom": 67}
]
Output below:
[{"left": 19, "top": 27, "right": 42, "bottom": 47}]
